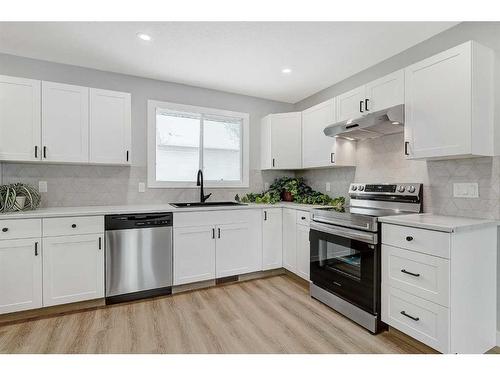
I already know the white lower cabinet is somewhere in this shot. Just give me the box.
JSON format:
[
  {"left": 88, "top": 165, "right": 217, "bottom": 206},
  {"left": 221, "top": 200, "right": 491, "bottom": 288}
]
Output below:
[
  {"left": 282, "top": 209, "right": 297, "bottom": 272},
  {"left": 282, "top": 209, "right": 310, "bottom": 281},
  {"left": 381, "top": 222, "right": 497, "bottom": 353},
  {"left": 217, "top": 222, "right": 261, "bottom": 277},
  {"left": 173, "top": 226, "right": 216, "bottom": 285},
  {"left": 296, "top": 220, "right": 310, "bottom": 281},
  {"left": 42, "top": 234, "right": 104, "bottom": 306},
  {"left": 0, "top": 238, "right": 42, "bottom": 314},
  {"left": 262, "top": 208, "right": 283, "bottom": 270},
  {"left": 173, "top": 210, "right": 262, "bottom": 285}
]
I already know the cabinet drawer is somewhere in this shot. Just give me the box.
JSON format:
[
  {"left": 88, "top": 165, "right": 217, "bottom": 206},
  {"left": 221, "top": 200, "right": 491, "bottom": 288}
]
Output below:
[
  {"left": 382, "top": 286, "right": 449, "bottom": 353},
  {"left": 0, "top": 219, "right": 41, "bottom": 240},
  {"left": 382, "top": 245, "right": 449, "bottom": 307},
  {"left": 43, "top": 216, "right": 104, "bottom": 237},
  {"left": 382, "top": 224, "right": 450, "bottom": 258},
  {"left": 296, "top": 210, "right": 310, "bottom": 226}
]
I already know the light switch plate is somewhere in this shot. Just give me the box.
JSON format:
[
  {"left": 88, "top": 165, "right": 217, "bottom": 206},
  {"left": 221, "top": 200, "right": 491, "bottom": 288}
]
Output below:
[
  {"left": 138, "top": 182, "right": 146, "bottom": 193},
  {"left": 325, "top": 182, "right": 331, "bottom": 192},
  {"left": 38, "top": 181, "right": 48, "bottom": 193},
  {"left": 453, "top": 183, "right": 479, "bottom": 198}
]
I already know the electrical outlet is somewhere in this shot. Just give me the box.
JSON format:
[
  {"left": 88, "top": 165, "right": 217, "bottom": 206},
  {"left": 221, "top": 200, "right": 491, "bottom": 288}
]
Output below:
[
  {"left": 138, "top": 182, "right": 146, "bottom": 193},
  {"left": 264, "top": 182, "right": 270, "bottom": 190},
  {"left": 453, "top": 183, "right": 479, "bottom": 198},
  {"left": 38, "top": 181, "right": 48, "bottom": 193},
  {"left": 325, "top": 182, "right": 331, "bottom": 192}
]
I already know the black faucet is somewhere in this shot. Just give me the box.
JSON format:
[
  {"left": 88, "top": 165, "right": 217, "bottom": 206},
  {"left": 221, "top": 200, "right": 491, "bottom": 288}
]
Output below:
[{"left": 196, "top": 169, "right": 212, "bottom": 203}]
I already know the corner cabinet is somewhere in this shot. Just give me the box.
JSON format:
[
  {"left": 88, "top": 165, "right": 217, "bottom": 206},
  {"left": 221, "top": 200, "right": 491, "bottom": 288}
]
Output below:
[
  {"left": 404, "top": 41, "right": 494, "bottom": 159},
  {"left": 302, "top": 98, "right": 356, "bottom": 168},
  {"left": 0, "top": 75, "right": 41, "bottom": 162},
  {"left": 261, "top": 112, "right": 302, "bottom": 170},
  {"left": 0, "top": 75, "right": 132, "bottom": 166}
]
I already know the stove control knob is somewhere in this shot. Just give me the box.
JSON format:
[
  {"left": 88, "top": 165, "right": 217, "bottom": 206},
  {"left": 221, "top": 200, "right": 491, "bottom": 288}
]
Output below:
[
  {"left": 408, "top": 185, "right": 416, "bottom": 193},
  {"left": 398, "top": 185, "right": 406, "bottom": 193},
  {"left": 358, "top": 185, "right": 364, "bottom": 191},
  {"left": 351, "top": 185, "right": 357, "bottom": 191}
]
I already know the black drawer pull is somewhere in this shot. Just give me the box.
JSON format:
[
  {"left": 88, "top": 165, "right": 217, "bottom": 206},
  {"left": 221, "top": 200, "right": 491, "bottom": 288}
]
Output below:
[
  {"left": 404, "top": 141, "right": 409, "bottom": 156},
  {"left": 212, "top": 228, "right": 215, "bottom": 239},
  {"left": 71, "top": 224, "right": 77, "bottom": 228},
  {"left": 35, "top": 242, "right": 39, "bottom": 256},
  {"left": 406, "top": 236, "right": 413, "bottom": 241},
  {"left": 43, "top": 146, "right": 47, "bottom": 159},
  {"left": 218, "top": 228, "right": 221, "bottom": 239},
  {"left": 400, "top": 310, "right": 419, "bottom": 321},
  {"left": 359, "top": 100, "right": 364, "bottom": 113},
  {"left": 301, "top": 216, "right": 306, "bottom": 220},
  {"left": 98, "top": 237, "right": 102, "bottom": 250},
  {"left": 1, "top": 227, "right": 8, "bottom": 232},
  {"left": 401, "top": 269, "right": 420, "bottom": 277}
]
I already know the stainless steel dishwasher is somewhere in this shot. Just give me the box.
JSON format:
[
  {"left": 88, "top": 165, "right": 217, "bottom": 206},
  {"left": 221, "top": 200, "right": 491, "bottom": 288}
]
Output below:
[{"left": 105, "top": 213, "right": 173, "bottom": 304}]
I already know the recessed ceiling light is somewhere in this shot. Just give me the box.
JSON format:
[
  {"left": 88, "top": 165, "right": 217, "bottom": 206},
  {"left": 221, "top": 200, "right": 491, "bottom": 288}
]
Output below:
[
  {"left": 137, "top": 33, "right": 152, "bottom": 41},
  {"left": 281, "top": 68, "right": 292, "bottom": 74}
]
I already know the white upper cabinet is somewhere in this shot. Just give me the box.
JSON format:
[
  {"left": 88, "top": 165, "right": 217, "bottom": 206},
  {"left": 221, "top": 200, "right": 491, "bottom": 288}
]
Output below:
[
  {"left": 0, "top": 75, "right": 41, "bottom": 162},
  {"left": 336, "top": 86, "right": 366, "bottom": 122},
  {"left": 262, "top": 208, "right": 283, "bottom": 270},
  {"left": 404, "top": 41, "right": 494, "bottom": 159},
  {"left": 0, "top": 75, "right": 131, "bottom": 166},
  {"left": 90, "top": 88, "right": 131, "bottom": 164},
  {"left": 365, "top": 69, "right": 404, "bottom": 112},
  {"left": 42, "top": 81, "right": 89, "bottom": 163},
  {"left": 302, "top": 98, "right": 356, "bottom": 168},
  {"left": 261, "top": 112, "right": 302, "bottom": 169}
]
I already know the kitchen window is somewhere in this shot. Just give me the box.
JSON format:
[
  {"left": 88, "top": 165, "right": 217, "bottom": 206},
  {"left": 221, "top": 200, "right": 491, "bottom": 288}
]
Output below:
[{"left": 147, "top": 100, "right": 249, "bottom": 188}]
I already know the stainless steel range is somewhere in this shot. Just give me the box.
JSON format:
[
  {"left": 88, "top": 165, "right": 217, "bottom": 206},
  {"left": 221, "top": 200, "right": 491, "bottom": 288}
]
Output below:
[{"left": 309, "top": 183, "right": 423, "bottom": 333}]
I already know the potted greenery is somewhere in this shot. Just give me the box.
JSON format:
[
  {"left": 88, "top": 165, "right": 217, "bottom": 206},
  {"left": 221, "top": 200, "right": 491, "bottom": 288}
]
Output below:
[{"left": 282, "top": 178, "right": 299, "bottom": 201}]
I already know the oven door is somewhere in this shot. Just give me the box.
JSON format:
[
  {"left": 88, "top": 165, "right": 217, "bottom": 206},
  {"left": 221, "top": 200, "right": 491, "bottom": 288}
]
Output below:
[{"left": 309, "top": 221, "right": 378, "bottom": 314}]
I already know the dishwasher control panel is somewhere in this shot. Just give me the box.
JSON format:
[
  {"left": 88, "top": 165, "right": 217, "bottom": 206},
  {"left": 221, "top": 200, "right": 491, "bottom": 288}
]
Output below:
[{"left": 105, "top": 213, "right": 173, "bottom": 230}]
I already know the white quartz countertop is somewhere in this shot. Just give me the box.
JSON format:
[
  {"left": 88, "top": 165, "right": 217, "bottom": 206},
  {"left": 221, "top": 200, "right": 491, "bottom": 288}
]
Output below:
[
  {"left": 0, "top": 201, "right": 322, "bottom": 219},
  {"left": 378, "top": 213, "right": 499, "bottom": 233}
]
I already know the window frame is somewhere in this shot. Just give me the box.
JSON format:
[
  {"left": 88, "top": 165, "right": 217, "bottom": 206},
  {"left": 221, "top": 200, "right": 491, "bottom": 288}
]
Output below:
[{"left": 147, "top": 100, "right": 250, "bottom": 188}]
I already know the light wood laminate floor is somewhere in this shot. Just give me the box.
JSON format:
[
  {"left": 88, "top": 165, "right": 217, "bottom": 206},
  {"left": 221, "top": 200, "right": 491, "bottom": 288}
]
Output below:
[{"left": 0, "top": 275, "right": 492, "bottom": 354}]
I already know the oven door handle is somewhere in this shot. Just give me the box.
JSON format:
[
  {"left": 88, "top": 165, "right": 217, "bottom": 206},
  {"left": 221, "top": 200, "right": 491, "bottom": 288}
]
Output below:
[
  {"left": 310, "top": 221, "right": 378, "bottom": 245},
  {"left": 312, "top": 217, "right": 371, "bottom": 231}
]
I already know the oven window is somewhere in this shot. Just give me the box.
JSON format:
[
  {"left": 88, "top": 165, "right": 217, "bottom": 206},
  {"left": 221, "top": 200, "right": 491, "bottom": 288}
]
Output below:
[{"left": 318, "top": 239, "right": 361, "bottom": 280}]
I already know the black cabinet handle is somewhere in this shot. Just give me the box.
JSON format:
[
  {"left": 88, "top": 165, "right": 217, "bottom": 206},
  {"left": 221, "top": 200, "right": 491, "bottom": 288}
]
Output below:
[
  {"left": 406, "top": 236, "right": 413, "bottom": 242},
  {"left": 1, "top": 227, "right": 8, "bottom": 233},
  {"left": 126, "top": 150, "right": 129, "bottom": 162},
  {"left": 264, "top": 211, "right": 267, "bottom": 221},
  {"left": 218, "top": 228, "right": 221, "bottom": 239},
  {"left": 212, "top": 228, "right": 215, "bottom": 239},
  {"left": 98, "top": 237, "right": 102, "bottom": 250},
  {"left": 400, "top": 310, "right": 419, "bottom": 321},
  {"left": 401, "top": 269, "right": 420, "bottom": 277},
  {"left": 404, "top": 141, "right": 409, "bottom": 156},
  {"left": 35, "top": 145, "right": 38, "bottom": 158},
  {"left": 359, "top": 100, "right": 364, "bottom": 113},
  {"left": 330, "top": 153, "right": 335, "bottom": 163},
  {"left": 301, "top": 216, "right": 306, "bottom": 220},
  {"left": 272, "top": 158, "right": 275, "bottom": 167},
  {"left": 71, "top": 224, "right": 77, "bottom": 228},
  {"left": 43, "top": 146, "right": 47, "bottom": 159},
  {"left": 365, "top": 98, "right": 369, "bottom": 111},
  {"left": 35, "top": 242, "right": 39, "bottom": 256}
]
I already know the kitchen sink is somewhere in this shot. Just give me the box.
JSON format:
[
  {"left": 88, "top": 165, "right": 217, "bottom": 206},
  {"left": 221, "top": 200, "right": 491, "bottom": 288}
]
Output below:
[{"left": 170, "top": 201, "right": 247, "bottom": 208}]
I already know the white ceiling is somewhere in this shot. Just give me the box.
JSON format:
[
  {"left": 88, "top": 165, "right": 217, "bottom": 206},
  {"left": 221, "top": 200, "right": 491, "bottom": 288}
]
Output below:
[{"left": 0, "top": 22, "right": 458, "bottom": 103}]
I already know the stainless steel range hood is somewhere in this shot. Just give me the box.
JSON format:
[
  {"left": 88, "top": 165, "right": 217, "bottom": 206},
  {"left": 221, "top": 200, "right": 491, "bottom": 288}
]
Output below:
[{"left": 324, "top": 104, "right": 404, "bottom": 140}]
